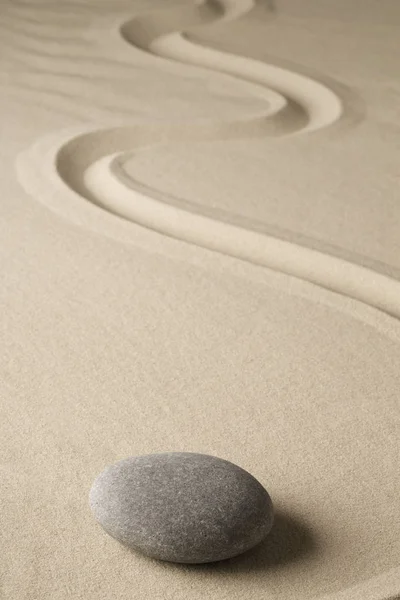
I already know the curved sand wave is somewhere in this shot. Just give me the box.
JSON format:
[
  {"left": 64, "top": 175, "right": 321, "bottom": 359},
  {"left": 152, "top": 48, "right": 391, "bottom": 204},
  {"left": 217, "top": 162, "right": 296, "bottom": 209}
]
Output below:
[
  {"left": 82, "top": 153, "right": 400, "bottom": 320},
  {"left": 120, "top": 1, "right": 342, "bottom": 133},
  {"left": 18, "top": 0, "right": 400, "bottom": 321}
]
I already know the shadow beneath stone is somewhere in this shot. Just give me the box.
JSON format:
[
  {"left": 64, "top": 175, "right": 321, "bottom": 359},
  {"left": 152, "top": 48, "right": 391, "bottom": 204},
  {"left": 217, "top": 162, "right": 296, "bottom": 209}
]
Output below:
[{"left": 179, "top": 510, "right": 316, "bottom": 574}]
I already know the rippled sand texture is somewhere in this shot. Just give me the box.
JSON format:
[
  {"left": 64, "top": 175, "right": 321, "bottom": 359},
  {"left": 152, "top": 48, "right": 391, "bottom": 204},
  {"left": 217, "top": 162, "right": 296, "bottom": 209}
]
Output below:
[
  {"left": 16, "top": 0, "right": 400, "bottom": 318},
  {"left": 2, "top": 1, "right": 400, "bottom": 600}
]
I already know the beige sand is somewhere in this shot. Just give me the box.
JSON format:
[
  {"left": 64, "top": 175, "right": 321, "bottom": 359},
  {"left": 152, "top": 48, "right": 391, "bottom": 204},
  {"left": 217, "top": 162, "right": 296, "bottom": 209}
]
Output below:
[{"left": 1, "top": 1, "right": 399, "bottom": 599}]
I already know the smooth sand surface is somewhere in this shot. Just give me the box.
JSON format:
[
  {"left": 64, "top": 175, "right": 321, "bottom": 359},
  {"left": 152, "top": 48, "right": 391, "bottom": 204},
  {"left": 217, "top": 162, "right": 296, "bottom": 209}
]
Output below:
[{"left": 1, "top": 1, "right": 400, "bottom": 599}]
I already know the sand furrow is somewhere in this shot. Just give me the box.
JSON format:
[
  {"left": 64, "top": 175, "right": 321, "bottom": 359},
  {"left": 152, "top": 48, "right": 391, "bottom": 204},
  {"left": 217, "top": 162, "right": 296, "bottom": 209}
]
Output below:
[
  {"left": 5, "top": 44, "right": 151, "bottom": 74},
  {"left": 7, "top": 81, "right": 139, "bottom": 121},
  {"left": 1, "top": 33, "right": 94, "bottom": 57},
  {"left": 0, "top": 17, "right": 90, "bottom": 42},
  {"left": 4, "top": 58, "right": 142, "bottom": 84},
  {"left": 5, "top": 89, "right": 88, "bottom": 122},
  {"left": 18, "top": 0, "right": 399, "bottom": 323}
]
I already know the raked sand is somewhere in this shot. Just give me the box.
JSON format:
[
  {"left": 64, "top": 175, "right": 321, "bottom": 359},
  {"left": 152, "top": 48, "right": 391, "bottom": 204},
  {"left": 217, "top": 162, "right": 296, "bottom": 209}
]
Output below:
[{"left": 1, "top": 1, "right": 400, "bottom": 599}]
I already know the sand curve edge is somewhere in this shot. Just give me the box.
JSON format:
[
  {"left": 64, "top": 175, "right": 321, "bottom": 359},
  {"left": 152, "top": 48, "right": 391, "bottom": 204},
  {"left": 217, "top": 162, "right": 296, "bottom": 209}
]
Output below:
[{"left": 16, "top": 0, "right": 400, "bottom": 321}]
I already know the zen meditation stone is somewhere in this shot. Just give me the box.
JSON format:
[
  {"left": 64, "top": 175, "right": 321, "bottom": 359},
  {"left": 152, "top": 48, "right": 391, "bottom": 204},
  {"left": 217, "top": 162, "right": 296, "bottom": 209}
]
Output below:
[{"left": 89, "top": 452, "right": 274, "bottom": 564}]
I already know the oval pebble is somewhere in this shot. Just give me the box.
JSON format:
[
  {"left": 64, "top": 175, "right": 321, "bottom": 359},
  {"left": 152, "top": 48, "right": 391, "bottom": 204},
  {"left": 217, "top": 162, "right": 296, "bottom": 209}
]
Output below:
[{"left": 89, "top": 452, "right": 274, "bottom": 564}]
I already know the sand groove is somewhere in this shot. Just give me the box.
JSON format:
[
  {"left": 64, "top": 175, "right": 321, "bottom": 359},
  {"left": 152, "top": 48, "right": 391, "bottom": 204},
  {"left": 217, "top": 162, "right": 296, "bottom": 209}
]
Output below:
[{"left": 17, "top": 0, "right": 400, "bottom": 319}]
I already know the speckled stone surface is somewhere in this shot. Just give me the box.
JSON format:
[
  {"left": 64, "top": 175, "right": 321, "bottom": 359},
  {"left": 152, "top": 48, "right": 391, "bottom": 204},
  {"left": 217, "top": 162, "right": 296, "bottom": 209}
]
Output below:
[{"left": 89, "top": 452, "right": 274, "bottom": 563}]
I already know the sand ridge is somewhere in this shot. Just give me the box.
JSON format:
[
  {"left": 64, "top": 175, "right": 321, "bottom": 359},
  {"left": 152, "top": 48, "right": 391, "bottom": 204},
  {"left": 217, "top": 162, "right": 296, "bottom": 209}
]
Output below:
[
  {"left": 16, "top": 0, "right": 400, "bottom": 320},
  {"left": 19, "top": 1, "right": 400, "bottom": 317}
]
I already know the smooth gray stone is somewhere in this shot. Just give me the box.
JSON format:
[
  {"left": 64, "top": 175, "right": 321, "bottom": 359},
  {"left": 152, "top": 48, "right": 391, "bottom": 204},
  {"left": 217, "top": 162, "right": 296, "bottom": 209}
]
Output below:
[{"left": 89, "top": 452, "right": 274, "bottom": 564}]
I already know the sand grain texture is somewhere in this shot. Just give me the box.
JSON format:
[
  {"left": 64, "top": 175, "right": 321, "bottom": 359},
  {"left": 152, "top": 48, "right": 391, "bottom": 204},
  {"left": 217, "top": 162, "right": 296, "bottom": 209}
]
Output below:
[{"left": 1, "top": 1, "right": 400, "bottom": 599}]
